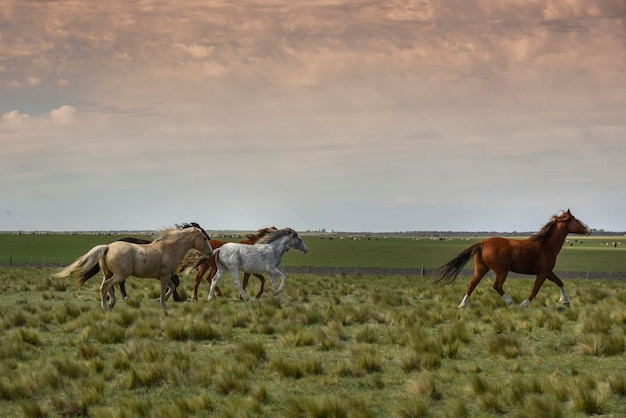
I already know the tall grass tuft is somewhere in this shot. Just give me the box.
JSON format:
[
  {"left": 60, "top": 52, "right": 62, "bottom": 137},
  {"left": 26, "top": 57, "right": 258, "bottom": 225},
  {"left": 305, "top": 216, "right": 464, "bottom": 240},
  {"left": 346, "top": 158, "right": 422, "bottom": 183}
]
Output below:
[
  {"left": 355, "top": 325, "right": 379, "bottom": 344},
  {"left": 576, "top": 330, "right": 625, "bottom": 356},
  {"left": 578, "top": 307, "right": 612, "bottom": 334},
  {"left": 568, "top": 380, "right": 611, "bottom": 415},
  {"left": 395, "top": 396, "right": 431, "bottom": 418},
  {"left": 487, "top": 332, "right": 523, "bottom": 358},
  {"left": 608, "top": 371, "right": 626, "bottom": 396},
  {"left": 19, "top": 400, "right": 47, "bottom": 418},
  {"left": 351, "top": 346, "right": 382, "bottom": 374},
  {"left": 164, "top": 319, "right": 225, "bottom": 341},
  {"left": 286, "top": 395, "right": 349, "bottom": 418},
  {"left": 408, "top": 372, "right": 443, "bottom": 400},
  {"left": 514, "top": 394, "right": 562, "bottom": 418}
]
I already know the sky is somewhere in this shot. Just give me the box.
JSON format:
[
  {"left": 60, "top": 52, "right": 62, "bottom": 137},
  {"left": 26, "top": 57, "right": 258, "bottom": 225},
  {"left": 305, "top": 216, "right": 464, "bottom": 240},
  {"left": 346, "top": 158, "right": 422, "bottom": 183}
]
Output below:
[{"left": 1, "top": 0, "right": 625, "bottom": 233}]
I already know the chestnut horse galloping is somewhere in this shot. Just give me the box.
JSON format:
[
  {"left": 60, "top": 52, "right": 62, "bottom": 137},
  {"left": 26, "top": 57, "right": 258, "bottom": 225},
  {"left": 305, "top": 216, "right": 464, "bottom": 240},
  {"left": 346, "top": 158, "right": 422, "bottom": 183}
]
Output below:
[
  {"left": 177, "top": 227, "right": 277, "bottom": 300},
  {"left": 433, "top": 210, "right": 590, "bottom": 308}
]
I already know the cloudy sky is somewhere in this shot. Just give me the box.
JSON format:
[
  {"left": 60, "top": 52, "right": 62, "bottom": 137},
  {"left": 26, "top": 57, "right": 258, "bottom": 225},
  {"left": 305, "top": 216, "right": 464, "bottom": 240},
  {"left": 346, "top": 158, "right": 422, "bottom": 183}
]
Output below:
[{"left": 1, "top": 0, "right": 625, "bottom": 233}]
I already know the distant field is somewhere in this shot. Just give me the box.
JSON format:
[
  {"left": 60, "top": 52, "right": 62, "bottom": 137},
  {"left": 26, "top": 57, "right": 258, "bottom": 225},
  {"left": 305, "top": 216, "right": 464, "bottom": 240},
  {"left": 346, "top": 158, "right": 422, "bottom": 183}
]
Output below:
[{"left": 1, "top": 233, "right": 624, "bottom": 275}]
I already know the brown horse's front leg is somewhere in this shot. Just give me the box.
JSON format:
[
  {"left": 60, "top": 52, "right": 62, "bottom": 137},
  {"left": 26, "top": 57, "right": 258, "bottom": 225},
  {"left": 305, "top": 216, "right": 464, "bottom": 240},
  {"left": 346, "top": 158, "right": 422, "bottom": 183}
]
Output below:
[
  {"left": 192, "top": 263, "right": 207, "bottom": 301},
  {"left": 521, "top": 274, "right": 548, "bottom": 308},
  {"left": 253, "top": 274, "right": 265, "bottom": 299},
  {"left": 547, "top": 271, "right": 570, "bottom": 307}
]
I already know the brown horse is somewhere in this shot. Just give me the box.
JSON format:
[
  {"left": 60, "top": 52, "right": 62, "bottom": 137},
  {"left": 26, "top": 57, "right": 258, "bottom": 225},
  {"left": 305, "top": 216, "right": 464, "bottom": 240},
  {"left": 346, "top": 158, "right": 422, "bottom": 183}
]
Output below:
[
  {"left": 433, "top": 209, "right": 590, "bottom": 308},
  {"left": 177, "top": 227, "right": 277, "bottom": 300}
]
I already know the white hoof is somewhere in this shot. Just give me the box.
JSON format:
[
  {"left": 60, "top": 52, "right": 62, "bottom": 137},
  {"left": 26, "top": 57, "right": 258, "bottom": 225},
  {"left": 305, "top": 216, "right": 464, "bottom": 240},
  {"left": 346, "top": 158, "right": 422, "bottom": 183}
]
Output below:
[
  {"left": 520, "top": 299, "right": 531, "bottom": 308},
  {"left": 457, "top": 295, "right": 470, "bottom": 309}
]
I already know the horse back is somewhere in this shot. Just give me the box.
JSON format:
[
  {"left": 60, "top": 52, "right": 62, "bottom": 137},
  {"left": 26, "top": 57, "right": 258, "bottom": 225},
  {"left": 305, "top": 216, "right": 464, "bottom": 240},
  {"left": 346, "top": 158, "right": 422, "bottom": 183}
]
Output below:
[
  {"left": 105, "top": 241, "right": 166, "bottom": 278},
  {"left": 481, "top": 237, "right": 545, "bottom": 274},
  {"left": 218, "top": 243, "right": 276, "bottom": 274}
]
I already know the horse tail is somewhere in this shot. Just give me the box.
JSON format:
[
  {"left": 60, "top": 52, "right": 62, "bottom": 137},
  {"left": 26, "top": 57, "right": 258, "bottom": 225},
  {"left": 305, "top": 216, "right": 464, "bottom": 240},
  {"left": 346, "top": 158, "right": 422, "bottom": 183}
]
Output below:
[
  {"left": 212, "top": 247, "right": 222, "bottom": 269},
  {"left": 432, "top": 243, "right": 482, "bottom": 287},
  {"left": 52, "top": 245, "right": 109, "bottom": 286},
  {"left": 176, "top": 249, "right": 206, "bottom": 274}
]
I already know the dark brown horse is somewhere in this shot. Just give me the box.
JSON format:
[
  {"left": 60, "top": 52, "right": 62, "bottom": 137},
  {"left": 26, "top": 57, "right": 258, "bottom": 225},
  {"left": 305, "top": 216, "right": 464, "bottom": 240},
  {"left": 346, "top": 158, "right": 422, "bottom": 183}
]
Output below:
[
  {"left": 77, "top": 237, "right": 184, "bottom": 301},
  {"left": 177, "top": 227, "right": 277, "bottom": 300},
  {"left": 433, "top": 209, "right": 590, "bottom": 308}
]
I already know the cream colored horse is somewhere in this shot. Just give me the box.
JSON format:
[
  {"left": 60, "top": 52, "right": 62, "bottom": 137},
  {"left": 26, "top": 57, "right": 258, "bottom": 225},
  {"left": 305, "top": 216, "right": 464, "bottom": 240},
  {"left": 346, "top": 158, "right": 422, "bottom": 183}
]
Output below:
[{"left": 53, "top": 223, "right": 213, "bottom": 310}]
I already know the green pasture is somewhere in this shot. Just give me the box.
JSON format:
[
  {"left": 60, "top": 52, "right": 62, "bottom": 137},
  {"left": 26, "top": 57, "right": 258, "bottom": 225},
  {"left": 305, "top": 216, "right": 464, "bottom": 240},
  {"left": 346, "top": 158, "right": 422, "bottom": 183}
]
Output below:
[
  {"left": 0, "top": 268, "right": 625, "bottom": 417},
  {"left": 1, "top": 233, "right": 625, "bottom": 274}
]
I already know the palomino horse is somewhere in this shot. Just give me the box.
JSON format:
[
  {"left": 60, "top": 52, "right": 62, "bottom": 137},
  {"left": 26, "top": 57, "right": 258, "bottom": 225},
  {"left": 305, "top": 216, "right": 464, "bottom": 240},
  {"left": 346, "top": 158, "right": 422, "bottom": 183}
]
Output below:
[
  {"left": 53, "top": 223, "right": 213, "bottom": 310},
  {"left": 209, "top": 228, "right": 308, "bottom": 301},
  {"left": 77, "top": 237, "right": 183, "bottom": 301},
  {"left": 177, "top": 227, "right": 277, "bottom": 300},
  {"left": 433, "top": 210, "right": 590, "bottom": 308}
]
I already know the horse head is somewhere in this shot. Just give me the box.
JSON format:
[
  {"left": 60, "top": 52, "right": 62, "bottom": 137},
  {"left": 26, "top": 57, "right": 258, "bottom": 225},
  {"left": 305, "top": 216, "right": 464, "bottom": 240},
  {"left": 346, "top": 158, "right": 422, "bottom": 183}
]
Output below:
[
  {"left": 288, "top": 228, "right": 309, "bottom": 254},
  {"left": 180, "top": 222, "right": 214, "bottom": 256},
  {"left": 562, "top": 209, "right": 591, "bottom": 236}
]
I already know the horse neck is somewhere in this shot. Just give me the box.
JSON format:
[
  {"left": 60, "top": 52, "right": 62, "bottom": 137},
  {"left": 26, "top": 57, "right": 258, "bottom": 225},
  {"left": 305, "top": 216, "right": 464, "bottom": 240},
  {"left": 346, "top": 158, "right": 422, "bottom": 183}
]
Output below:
[
  {"left": 164, "top": 232, "right": 198, "bottom": 260},
  {"left": 542, "top": 222, "right": 570, "bottom": 257},
  {"left": 268, "top": 236, "right": 292, "bottom": 255}
]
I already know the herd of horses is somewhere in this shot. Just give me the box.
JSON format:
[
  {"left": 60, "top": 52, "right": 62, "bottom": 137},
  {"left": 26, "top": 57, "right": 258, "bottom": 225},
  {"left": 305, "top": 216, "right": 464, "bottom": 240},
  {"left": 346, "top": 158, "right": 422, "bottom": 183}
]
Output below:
[{"left": 53, "top": 209, "right": 590, "bottom": 311}]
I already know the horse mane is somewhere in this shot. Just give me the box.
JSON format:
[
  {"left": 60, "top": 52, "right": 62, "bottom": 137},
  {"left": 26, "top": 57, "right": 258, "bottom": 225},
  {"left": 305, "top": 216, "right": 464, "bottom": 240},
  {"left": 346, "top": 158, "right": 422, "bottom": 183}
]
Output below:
[
  {"left": 255, "top": 228, "right": 295, "bottom": 244},
  {"left": 155, "top": 222, "right": 208, "bottom": 242},
  {"left": 244, "top": 226, "right": 277, "bottom": 241},
  {"left": 529, "top": 211, "right": 570, "bottom": 242}
]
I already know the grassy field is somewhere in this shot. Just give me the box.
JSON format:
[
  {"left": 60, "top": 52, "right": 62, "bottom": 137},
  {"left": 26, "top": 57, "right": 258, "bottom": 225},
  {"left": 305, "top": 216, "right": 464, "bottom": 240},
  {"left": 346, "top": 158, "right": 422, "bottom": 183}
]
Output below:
[
  {"left": 1, "top": 233, "right": 625, "bottom": 274},
  {"left": 0, "top": 267, "right": 625, "bottom": 417}
]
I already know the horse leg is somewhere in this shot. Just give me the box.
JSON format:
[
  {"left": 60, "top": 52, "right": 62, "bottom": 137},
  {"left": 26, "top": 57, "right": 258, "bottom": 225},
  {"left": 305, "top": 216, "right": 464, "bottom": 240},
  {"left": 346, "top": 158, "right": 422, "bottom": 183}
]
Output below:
[
  {"left": 100, "top": 273, "right": 122, "bottom": 310},
  {"left": 547, "top": 271, "right": 570, "bottom": 307},
  {"left": 119, "top": 280, "right": 129, "bottom": 300},
  {"left": 521, "top": 274, "right": 548, "bottom": 308},
  {"left": 492, "top": 271, "right": 514, "bottom": 307},
  {"left": 254, "top": 274, "right": 265, "bottom": 299},
  {"left": 239, "top": 273, "right": 250, "bottom": 301},
  {"left": 158, "top": 275, "right": 171, "bottom": 309},
  {"left": 171, "top": 274, "right": 184, "bottom": 302},
  {"left": 276, "top": 270, "right": 287, "bottom": 294},
  {"left": 208, "top": 268, "right": 225, "bottom": 301},
  {"left": 458, "top": 263, "right": 489, "bottom": 309},
  {"left": 207, "top": 260, "right": 223, "bottom": 298},
  {"left": 231, "top": 267, "right": 251, "bottom": 302},
  {"left": 193, "top": 262, "right": 207, "bottom": 301}
]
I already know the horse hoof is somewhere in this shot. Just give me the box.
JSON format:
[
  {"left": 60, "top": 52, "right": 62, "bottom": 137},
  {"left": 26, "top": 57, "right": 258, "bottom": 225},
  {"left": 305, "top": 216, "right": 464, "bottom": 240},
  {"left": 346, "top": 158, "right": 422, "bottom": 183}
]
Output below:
[{"left": 562, "top": 302, "right": 570, "bottom": 308}]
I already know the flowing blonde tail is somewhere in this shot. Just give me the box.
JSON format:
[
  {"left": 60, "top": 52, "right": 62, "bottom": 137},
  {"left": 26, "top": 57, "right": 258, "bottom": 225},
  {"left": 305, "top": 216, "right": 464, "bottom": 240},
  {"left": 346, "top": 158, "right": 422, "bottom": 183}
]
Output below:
[{"left": 52, "top": 245, "right": 109, "bottom": 285}]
